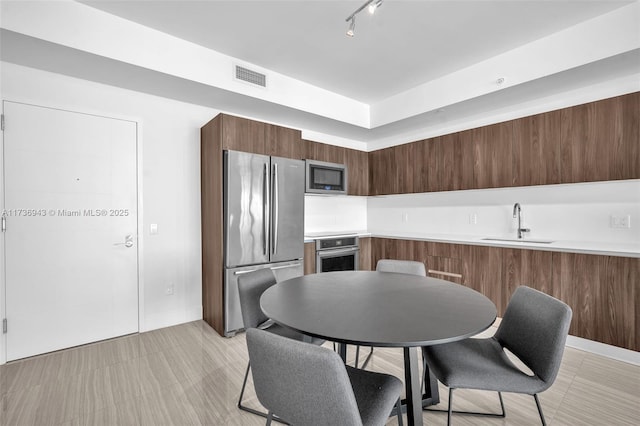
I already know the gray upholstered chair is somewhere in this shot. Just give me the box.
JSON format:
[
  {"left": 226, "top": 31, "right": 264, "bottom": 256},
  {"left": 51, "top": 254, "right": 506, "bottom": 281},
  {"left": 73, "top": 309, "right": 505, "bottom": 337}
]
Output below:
[
  {"left": 355, "top": 259, "right": 427, "bottom": 369},
  {"left": 376, "top": 259, "right": 426, "bottom": 276},
  {"left": 422, "top": 286, "right": 572, "bottom": 426},
  {"left": 246, "top": 327, "right": 404, "bottom": 426},
  {"left": 237, "top": 268, "right": 325, "bottom": 419}
]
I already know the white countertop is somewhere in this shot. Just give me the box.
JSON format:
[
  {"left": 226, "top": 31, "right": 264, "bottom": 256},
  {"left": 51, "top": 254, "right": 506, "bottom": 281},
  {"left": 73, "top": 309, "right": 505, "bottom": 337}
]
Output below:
[{"left": 305, "top": 230, "right": 640, "bottom": 258}]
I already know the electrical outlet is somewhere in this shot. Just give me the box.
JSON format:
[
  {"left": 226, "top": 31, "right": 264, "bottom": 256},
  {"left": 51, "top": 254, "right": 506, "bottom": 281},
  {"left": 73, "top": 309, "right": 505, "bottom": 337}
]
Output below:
[
  {"left": 402, "top": 212, "right": 409, "bottom": 223},
  {"left": 469, "top": 213, "right": 477, "bottom": 225},
  {"left": 165, "top": 284, "right": 174, "bottom": 295},
  {"left": 610, "top": 214, "right": 631, "bottom": 229}
]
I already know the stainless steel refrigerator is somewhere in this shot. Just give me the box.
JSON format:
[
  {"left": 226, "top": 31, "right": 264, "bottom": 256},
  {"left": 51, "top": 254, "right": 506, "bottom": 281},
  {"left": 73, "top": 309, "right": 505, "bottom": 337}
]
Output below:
[{"left": 223, "top": 150, "right": 305, "bottom": 336}]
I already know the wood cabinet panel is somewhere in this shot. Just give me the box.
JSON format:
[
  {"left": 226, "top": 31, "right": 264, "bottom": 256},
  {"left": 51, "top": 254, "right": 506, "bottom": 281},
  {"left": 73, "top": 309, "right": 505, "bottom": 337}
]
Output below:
[
  {"left": 200, "top": 116, "right": 225, "bottom": 335},
  {"left": 471, "top": 122, "right": 513, "bottom": 189},
  {"left": 304, "top": 242, "right": 316, "bottom": 275},
  {"left": 304, "top": 139, "right": 345, "bottom": 164},
  {"left": 605, "top": 92, "right": 639, "bottom": 181},
  {"left": 368, "top": 147, "right": 397, "bottom": 195},
  {"left": 345, "top": 148, "right": 369, "bottom": 196},
  {"left": 265, "top": 124, "right": 302, "bottom": 159},
  {"left": 512, "top": 110, "right": 562, "bottom": 186},
  {"left": 221, "top": 114, "right": 266, "bottom": 154},
  {"left": 560, "top": 94, "right": 640, "bottom": 183},
  {"left": 395, "top": 143, "right": 417, "bottom": 194},
  {"left": 462, "top": 245, "right": 504, "bottom": 312},
  {"left": 553, "top": 252, "right": 638, "bottom": 351},
  {"left": 434, "top": 132, "right": 465, "bottom": 192},
  {"left": 502, "top": 249, "right": 555, "bottom": 317},
  {"left": 359, "top": 237, "right": 372, "bottom": 271}
]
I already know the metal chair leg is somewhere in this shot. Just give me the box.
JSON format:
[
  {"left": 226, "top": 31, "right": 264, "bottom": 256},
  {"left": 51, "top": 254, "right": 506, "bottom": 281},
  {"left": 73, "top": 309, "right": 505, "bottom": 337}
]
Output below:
[
  {"left": 355, "top": 345, "right": 360, "bottom": 367},
  {"left": 425, "top": 388, "right": 506, "bottom": 421},
  {"left": 396, "top": 397, "right": 404, "bottom": 426},
  {"left": 238, "top": 362, "right": 251, "bottom": 409},
  {"left": 534, "top": 394, "right": 547, "bottom": 426},
  {"left": 447, "top": 388, "right": 453, "bottom": 426},
  {"left": 238, "top": 362, "right": 286, "bottom": 423}
]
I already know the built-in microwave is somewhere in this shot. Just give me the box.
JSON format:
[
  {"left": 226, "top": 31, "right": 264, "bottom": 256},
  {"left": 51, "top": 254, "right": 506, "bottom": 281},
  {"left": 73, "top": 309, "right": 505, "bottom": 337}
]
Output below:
[{"left": 305, "top": 159, "right": 348, "bottom": 194}]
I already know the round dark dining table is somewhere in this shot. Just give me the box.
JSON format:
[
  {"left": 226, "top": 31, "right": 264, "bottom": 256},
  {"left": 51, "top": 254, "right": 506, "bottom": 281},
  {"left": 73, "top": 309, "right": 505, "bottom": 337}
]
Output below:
[{"left": 260, "top": 270, "right": 497, "bottom": 426}]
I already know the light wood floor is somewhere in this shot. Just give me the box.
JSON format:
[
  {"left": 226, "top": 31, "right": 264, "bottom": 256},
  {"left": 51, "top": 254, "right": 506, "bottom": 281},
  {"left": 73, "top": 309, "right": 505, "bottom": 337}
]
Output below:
[{"left": 1, "top": 320, "right": 638, "bottom": 425}]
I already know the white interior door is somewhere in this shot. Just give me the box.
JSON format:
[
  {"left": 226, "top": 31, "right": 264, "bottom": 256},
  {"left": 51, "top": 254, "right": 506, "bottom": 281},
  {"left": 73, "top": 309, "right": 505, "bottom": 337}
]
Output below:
[{"left": 3, "top": 101, "right": 139, "bottom": 361}]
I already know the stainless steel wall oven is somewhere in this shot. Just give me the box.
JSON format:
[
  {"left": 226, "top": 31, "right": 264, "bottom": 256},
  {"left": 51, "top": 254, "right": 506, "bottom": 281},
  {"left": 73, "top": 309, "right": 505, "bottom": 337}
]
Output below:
[{"left": 315, "top": 236, "right": 359, "bottom": 273}]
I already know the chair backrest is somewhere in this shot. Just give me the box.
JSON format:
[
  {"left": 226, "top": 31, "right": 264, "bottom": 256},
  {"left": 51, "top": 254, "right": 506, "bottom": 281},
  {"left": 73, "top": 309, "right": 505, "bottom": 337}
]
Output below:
[
  {"left": 376, "top": 259, "right": 426, "bottom": 276},
  {"left": 237, "top": 268, "right": 277, "bottom": 329},
  {"left": 494, "top": 286, "right": 572, "bottom": 388},
  {"left": 246, "top": 328, "right": 363, "bottom": 426}
]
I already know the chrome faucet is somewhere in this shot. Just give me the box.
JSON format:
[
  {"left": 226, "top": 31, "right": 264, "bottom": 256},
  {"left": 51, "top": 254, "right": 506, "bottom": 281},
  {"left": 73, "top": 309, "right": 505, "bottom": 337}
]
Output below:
[{"left": 513, "top": 203, "right": 530, "bottom": 239}]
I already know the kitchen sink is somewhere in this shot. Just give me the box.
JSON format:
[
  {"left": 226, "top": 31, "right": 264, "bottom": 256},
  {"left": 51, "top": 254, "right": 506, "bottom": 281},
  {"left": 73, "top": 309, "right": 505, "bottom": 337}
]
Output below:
[{"left": 482, "top": 237, "right": 554, "bottom": 244}]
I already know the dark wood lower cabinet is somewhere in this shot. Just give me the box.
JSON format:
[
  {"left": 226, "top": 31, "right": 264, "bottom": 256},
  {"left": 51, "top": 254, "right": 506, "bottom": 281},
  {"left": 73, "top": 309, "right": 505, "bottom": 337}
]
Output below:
[
  {"left": 304, "top": 242, "right": 316, "bottom": 275},
  {"left": 359, "top": 237, "right": 372, "bottom": 271},
  {"left": 369, "top": 237, "right": 638, "bottom": 351}
]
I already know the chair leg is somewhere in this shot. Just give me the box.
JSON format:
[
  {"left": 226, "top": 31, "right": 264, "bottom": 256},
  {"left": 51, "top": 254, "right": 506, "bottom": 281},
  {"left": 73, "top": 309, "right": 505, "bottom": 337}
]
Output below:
[
  {"left": 533, "top": 394, "right": 547, "bottom": 426},
  {"left": 360, "top": 346, "right": 374, "bottom": 369},
  {"left": 266, "top": 411, "right": 273, "bottom": 426},
  {"left": 238, "top": 362, "right": 251, "bottom": 409},
  {"left": 447, "top": 388, "right": 453, "bottom": 426},
  {"left": 424, "top": 388, "right": 506, "bottom": 421},
  {"left": 238, "top": 362, "right": 285, "bottom": 423},
  {"left": 355, "top": 345, "right": 360, "bottom": 367},
  {"left": 395, "top": 398, "right": 404, "bottom": 426}
]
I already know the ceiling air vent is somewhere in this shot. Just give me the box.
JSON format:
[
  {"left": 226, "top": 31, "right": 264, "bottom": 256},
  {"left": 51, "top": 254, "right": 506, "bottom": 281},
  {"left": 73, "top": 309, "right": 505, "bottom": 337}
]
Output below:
[{"left": 235, "top": 65, "right": 267, "bottom": 88}]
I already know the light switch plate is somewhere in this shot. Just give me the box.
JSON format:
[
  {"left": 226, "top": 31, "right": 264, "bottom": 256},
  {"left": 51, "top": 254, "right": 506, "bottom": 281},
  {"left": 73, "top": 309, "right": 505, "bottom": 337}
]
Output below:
[{"left": 150, "top": 223, "right": 158, "bottom": 234}]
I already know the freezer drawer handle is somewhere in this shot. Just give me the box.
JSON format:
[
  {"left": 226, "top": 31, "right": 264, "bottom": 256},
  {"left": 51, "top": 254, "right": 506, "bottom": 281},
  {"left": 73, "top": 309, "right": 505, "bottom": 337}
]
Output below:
[
  {"left": 234, "top": 263, "right": 301, "bottom": 276},
  {"left": 270, "top": 263, "right": 301, "bottom": 271}
]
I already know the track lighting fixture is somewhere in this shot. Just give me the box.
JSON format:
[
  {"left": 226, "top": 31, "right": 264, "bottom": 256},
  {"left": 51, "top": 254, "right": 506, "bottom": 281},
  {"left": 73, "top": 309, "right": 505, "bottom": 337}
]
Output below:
[
  {"left": 345, "top": 0, "right": 383, "bottom": 37},
  {"left": 346, "top": 16, "right": 356, "bottom": 37}
]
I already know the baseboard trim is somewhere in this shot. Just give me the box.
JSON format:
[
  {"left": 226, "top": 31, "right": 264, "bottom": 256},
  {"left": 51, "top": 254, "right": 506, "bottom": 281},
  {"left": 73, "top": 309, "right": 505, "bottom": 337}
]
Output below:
[{"left": 565, "top": 335, "right": 640, "bottom": 366}]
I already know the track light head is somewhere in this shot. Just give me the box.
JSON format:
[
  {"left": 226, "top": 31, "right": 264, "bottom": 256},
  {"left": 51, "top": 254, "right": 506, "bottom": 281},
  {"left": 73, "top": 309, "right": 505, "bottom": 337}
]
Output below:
[
  {"left": 346, "top": 16, "right": 356, "bottom": 37},
  {"left": 368, "top": 0, "right": 383, "bottom": 14}
]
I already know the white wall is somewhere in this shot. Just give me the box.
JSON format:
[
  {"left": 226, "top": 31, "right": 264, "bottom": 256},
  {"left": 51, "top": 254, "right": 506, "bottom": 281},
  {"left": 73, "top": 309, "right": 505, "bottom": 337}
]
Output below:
[
  {"left": 367, "top": 180, "right": 640, "bottom": 245},
  {"left": 304, "top": 195, "right": 368, "bottom": 235},
  {"left": 0, "top": 62, "right": 218, "bottom": 363}
]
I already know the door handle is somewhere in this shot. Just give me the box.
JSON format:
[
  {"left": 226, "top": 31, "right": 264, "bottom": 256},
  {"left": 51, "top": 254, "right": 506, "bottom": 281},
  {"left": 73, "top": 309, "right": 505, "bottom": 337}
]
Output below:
[
  {"left": 114, "top": 234, "right": 134, "bottom": 248},
  {"left": 272, "top": 163, "right": 279, "bottom": 255},
  {"left": 263, "top": 163, "right": 268, "bottom": 256}
]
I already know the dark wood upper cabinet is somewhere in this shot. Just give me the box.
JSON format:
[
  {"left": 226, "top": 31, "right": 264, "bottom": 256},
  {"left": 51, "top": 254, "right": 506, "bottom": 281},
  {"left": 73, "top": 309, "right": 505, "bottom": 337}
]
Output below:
[
  {"left": 561, "top": 92, "right": 640, "bottom": 184},
  {"left": 368, "top": 146, "right": 397, "bottom": 195},
  {"left": 265, "top": 124, "right": 303, "bottom": 159},
  {"left": 221, "top": 114, "right": 266, "bottom": 154},
  {"left": 513, "top": 110, "right": 562, "bottom": 186},
  {"left": 368, "top": 92, "right": 638, "bottom": 195},
  {"left": 345, "top": 148, "right": 369, "bottom": 196},
  {"left": 471, "top": 121, "right": 513, "bottom": 189},
  {"left": 303, "top": 139, "right": 345, "bottom": 164}
]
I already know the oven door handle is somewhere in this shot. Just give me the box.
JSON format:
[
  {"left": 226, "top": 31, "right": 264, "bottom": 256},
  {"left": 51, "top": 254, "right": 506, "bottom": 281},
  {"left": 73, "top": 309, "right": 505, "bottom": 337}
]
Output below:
[{"left": 317, "top": 247, "right": 360, "bottom": 257}]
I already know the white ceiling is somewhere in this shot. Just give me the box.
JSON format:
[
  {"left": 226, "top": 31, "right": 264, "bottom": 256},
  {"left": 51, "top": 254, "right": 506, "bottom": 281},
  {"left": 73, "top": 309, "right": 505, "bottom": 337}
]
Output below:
[
  {"left": 1, "top": 0, "right": 639, "bottom": 149},
  {"left": 81, "top": 0, "right": 630, "bottom": 103}
]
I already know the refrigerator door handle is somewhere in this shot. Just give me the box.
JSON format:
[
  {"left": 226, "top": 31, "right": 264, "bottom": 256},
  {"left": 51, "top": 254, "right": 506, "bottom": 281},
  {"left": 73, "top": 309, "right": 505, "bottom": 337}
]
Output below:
[
  {"left": 272, "top": 163, "right": 279, "bottom": 255},
  {"left": 262, "top": 162, "right": 268, "bottom": 256}
]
